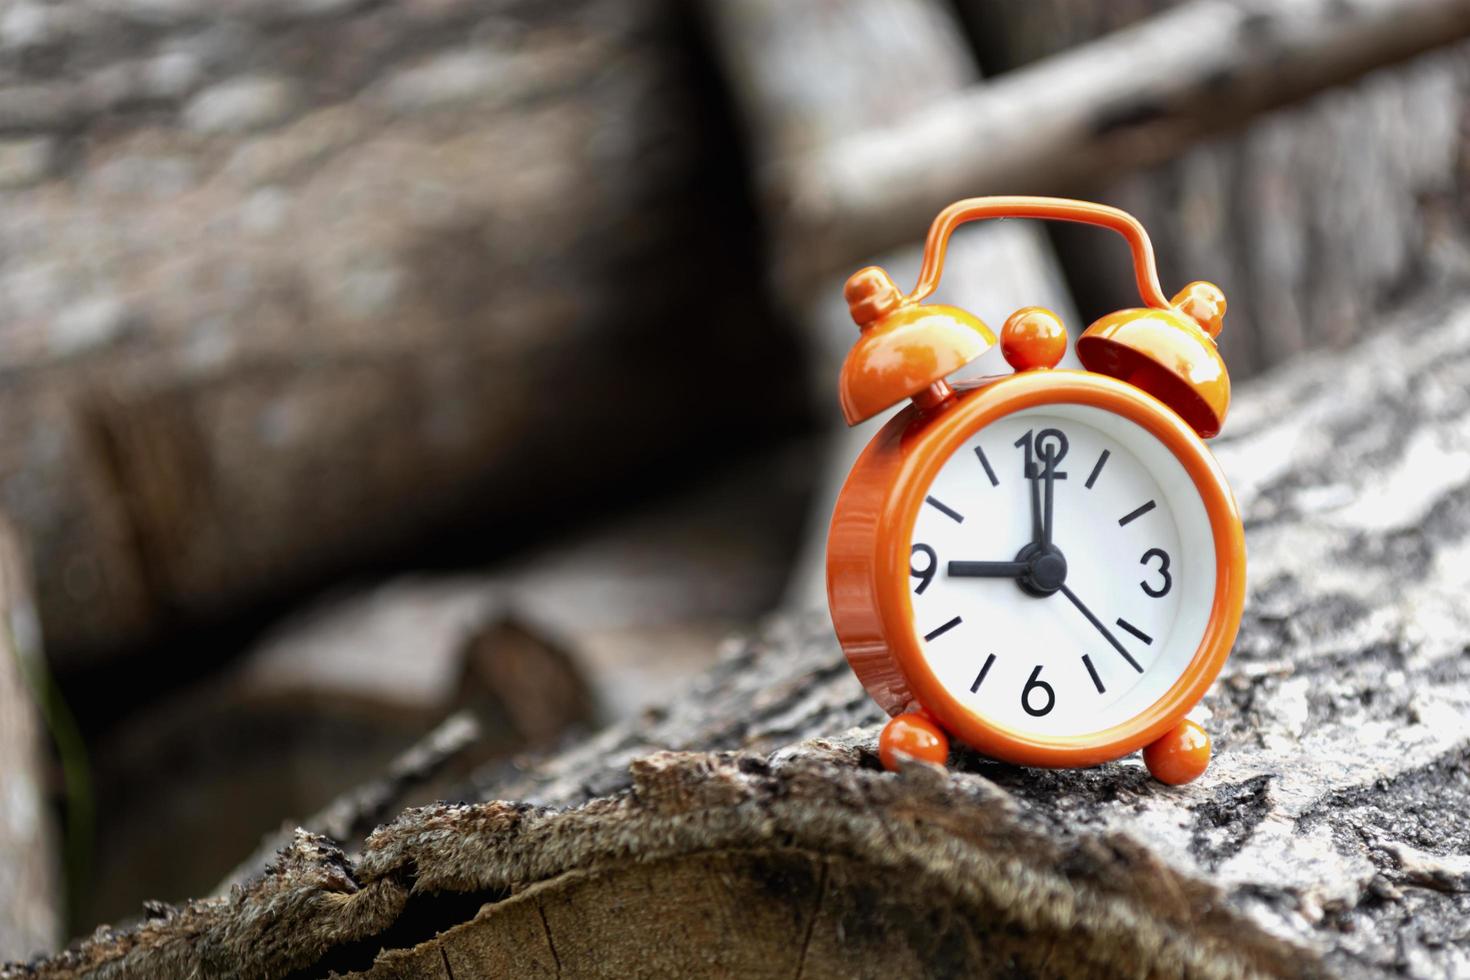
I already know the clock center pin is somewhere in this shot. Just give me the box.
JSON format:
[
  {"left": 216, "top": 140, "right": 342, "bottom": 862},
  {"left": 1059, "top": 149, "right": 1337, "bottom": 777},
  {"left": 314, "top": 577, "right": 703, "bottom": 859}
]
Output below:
[{"left": 1014, "top": 542, "right": 1067, "bottom": 597}]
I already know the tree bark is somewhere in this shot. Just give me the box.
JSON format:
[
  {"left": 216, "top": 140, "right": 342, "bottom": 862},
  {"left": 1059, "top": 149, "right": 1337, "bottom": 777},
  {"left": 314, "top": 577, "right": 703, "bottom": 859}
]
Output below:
[
  {"left": 0, "top": 0, "right": 801, "bottom": 668},
  {"left": 13, "top": 285, "right": 1470, "bottom": 977},
  {"left": 0, "top": 519, "right": 60, "bottom": 962}
]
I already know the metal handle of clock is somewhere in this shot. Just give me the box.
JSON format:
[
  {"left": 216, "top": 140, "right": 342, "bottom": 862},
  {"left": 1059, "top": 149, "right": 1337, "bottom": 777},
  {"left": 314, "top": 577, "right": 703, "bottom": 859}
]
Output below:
[{"left": 906, "top": 197, "right": 1171, "bottom": 311}]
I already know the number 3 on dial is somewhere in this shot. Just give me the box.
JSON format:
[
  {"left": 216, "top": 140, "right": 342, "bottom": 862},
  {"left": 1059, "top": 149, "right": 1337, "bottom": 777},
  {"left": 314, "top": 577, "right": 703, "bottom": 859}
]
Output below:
[{"left": 1140, "top": 547, "right": 1171, "bottom": 597}]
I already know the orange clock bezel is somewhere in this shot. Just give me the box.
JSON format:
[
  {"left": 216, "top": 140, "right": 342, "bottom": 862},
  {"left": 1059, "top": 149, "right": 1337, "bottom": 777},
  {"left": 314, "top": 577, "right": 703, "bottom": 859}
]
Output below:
[{"left": 826, "top": 369, "right": 1246, "bottom": 769}]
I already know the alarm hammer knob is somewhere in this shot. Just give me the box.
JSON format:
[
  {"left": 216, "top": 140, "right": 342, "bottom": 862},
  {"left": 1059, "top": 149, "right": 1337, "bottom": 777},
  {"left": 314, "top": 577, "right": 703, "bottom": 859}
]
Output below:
[
  {"left": 1172, "top": 281, "right": 1226, "bottom": 338},
  {"left": 844, "top": 266, "right": 901, "bottom": 328},
  {"left": 836, "top": 264, "right": 995, "bottom": 426}
]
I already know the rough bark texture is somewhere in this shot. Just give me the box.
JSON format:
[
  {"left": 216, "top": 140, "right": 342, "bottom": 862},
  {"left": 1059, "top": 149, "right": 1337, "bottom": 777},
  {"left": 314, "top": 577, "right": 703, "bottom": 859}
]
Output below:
[
  {"left": 961, "top": 0, "right": 1470, "bottom": 378},
  {"left": 0, "top": 0, "right": 800, "bottom": 668},
  {"left": 0, "top": 519, "right": 59, "bottom": 963},
  {"left": 80, "top": 611, "right": 597, "bottom": 932},
  {"left": 11, "top": 287, "right": 1470, "bottom": 977},
  {"left": 215, "top": 710, "right": 486, "bottom": 897}
]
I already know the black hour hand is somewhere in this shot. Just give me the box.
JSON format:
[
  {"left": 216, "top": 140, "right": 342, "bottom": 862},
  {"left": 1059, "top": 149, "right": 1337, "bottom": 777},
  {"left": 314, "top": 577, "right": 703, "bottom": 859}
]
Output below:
[{"left": 948, "top": 560, "right": 1028, "bottom": 578}]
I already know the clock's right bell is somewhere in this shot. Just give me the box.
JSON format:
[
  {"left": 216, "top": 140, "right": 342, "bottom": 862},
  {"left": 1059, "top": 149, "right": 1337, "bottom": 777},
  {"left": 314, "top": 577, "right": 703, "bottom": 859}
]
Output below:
[{"left": 1076, "top": 281, "right": 1230, "bottom": 439}]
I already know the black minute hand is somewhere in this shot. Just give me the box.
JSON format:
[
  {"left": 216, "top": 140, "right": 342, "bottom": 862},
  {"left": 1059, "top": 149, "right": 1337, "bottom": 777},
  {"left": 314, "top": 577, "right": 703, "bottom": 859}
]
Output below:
[
  {"left": 1041, "top": 444, "right": 1056, "bottom": 547},
  {"left": 948, "top": 560, "right": 1027, "bottom": 578},
  {"left": 1057, "top": 583, "right": 1143, "bottom": 673}
]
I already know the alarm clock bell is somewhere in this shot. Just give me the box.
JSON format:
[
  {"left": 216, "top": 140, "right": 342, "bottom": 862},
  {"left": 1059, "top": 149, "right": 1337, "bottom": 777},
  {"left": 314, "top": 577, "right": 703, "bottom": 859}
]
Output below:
[
  {"left": 838, "top": 215, "right": 1231, "bottom": 441},
  {"left": 838, "top": 266, "right": 995, "bottom": 426},
  {"left": 1076, "top": 281, "right": 1231, "bottom": 438}
]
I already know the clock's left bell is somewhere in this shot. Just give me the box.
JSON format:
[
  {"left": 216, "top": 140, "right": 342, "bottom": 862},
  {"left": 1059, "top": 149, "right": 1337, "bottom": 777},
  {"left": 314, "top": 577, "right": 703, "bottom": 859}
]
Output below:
[{"left": 838, "top": 266, "right": 996, "bottom": 426}]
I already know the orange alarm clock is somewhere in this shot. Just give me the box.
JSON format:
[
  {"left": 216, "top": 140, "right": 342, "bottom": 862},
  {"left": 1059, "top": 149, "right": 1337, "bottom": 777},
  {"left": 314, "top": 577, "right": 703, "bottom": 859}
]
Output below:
[{"left": 826, "top": 197, "right": 1246, "bottom": 786}]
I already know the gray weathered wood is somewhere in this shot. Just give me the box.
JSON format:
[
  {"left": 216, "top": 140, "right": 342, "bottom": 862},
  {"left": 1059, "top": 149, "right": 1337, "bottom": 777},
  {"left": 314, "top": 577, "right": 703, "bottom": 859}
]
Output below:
[
  {"left": 700, "top": 0, "right": 1075, "bottom": 611},
  {"left": 960, "top": 0, "right": 1470, "bottom": 378},
  {"left": 12, "top": 286, "right": 1470, "bottom": 978},
  {"left": 775, "top": 0, "right": 1470, "bottom": 291},
  {"left": 0, "top": 0, "right": 799, "bottom": 668}
]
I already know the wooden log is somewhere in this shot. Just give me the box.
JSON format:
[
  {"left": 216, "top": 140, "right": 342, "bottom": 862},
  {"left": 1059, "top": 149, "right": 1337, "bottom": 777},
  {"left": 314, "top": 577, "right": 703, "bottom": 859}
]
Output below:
[
  {"left": 702, "top": 0, "right": 1074, "bottom": 366},
  {"left": 0, "top": 0, "right": 803, "bottom": 668},
  {"left": 78, "top": 604, "right": 598, "bottom": 934},
  {"left": 14, "top": 285, "right": 1470, "bottom": 977},
  {"left": 959, "top": 0, "right": 1470, "bottom": 378},
  {"left": 774, "top": 0, "right": 1470, "bottom": 291},
  {"left": 0, "top": 518, "right": 60, "bottom": 962},
  {"left": 84, "top": 447, "right": 804, "bottom": 927},
  {"left": 700, "top": 0, "right": 1075, "bottom": 611}
]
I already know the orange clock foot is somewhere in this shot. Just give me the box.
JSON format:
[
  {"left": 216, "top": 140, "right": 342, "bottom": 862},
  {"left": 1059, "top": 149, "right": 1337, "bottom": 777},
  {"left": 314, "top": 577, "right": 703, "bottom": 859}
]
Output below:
[
  {"left": 1143, "top": 720, "right": 1211, "bottom": 785},
  {"left": 879, "top": 713, "right": 950, "bottom": 771}
]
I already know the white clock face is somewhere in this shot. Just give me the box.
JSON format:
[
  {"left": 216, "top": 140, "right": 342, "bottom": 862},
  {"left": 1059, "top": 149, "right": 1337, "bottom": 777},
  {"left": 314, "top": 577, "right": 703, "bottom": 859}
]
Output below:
[{"left": 907, "top": 402, "right": 1216, "bottom": 739}]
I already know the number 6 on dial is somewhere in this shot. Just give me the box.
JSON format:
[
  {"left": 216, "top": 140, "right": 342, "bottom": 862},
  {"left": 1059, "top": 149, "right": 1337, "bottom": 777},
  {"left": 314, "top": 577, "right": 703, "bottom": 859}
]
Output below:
[{"left": 827, "top": 197, "right": 1245, "bottom": 786}]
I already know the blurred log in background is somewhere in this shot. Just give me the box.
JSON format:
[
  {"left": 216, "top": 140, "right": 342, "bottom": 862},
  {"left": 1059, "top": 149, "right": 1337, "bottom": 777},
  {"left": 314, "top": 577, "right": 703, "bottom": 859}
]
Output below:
[
  {"left": 0, "top": 0, "right": 806, "bottom": 669},
  {"left": 0, "top": 0, "right": 814, "bottom": 938},
  {"left": 0, "top": 0, "right": 1469, "bottom": 972},
  {"left": 960, "top": 0, "right": 1470, "bottom": 375}
]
